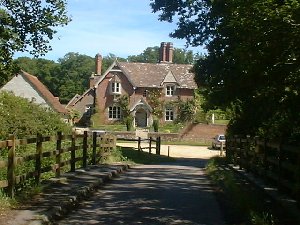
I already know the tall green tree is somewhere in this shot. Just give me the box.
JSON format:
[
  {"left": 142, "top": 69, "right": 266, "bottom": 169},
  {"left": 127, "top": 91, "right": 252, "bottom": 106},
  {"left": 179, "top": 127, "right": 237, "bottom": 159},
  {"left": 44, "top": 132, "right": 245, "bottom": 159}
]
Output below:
[
  {"left": 0, "top": 0, "right": 70, "bottom": 86},
  {"left": 14, "top": 57, "right": 60, "bottom": 95},
  {"left": 128, "top": 46, "right": 196, "bottom": 64},
  {"left": 57, "top": 52, "right": 95, "bottom": 103},
  {"left": 151, "top": 0, "right": 300, "bottom": 141}
]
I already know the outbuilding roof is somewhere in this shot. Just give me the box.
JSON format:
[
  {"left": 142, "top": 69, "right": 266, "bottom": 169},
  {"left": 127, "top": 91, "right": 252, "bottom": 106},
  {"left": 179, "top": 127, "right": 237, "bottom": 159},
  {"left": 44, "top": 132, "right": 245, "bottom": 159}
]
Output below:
[{"left": 20, "top": 71, "right": 68, "bottom": 114}]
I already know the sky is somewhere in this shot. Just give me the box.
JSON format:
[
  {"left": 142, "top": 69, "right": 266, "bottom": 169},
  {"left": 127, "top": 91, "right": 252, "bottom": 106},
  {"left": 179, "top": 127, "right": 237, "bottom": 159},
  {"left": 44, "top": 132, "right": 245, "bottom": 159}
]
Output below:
[{"left": 15, "top": 0, "right": 204, "bottom": 61}]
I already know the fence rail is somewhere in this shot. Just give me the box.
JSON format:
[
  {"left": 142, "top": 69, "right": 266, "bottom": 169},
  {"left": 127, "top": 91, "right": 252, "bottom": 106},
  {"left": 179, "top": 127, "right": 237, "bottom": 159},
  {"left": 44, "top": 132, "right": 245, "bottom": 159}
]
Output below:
[
  {"left": 0, "top": 131, "right": 116, "bottom": 198},
  {"left": 117, "top": 136, "right": 161, "bottom": 155},
  {"left": 226, "top": 136, "right": 300, "bottom": 205}
]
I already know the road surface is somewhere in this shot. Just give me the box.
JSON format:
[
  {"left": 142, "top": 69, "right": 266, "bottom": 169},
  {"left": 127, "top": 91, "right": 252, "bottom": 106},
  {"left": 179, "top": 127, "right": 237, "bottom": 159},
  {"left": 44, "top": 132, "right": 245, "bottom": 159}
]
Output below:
[{"left": 57, "top": 156, "right": 225, "bottom": 225}]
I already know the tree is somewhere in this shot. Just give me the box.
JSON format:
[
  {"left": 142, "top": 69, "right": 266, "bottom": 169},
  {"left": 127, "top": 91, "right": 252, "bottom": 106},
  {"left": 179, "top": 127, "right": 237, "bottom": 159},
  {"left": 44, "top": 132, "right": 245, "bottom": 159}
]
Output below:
[
  {"left": 14, "top": 57, "right": 60, "bottom": 95},
  {"left": 128, "top": 46, "right": 196, "bottom": 64},
  {"left": 57, "top": 52, "right": 95, "bottom": 103},
  {"left": 151, "top": 0, "right": 300, "bottom": 142},
  {"left": 0, "top": 0, "right": 70, "bottom": 86}
]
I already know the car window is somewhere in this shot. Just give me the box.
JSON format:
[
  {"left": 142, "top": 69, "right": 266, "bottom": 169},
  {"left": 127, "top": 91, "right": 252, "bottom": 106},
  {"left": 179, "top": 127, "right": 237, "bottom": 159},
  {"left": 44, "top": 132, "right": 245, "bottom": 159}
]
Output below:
[{"left": 219, "top": 135, "right": 225, "bottom": 140}]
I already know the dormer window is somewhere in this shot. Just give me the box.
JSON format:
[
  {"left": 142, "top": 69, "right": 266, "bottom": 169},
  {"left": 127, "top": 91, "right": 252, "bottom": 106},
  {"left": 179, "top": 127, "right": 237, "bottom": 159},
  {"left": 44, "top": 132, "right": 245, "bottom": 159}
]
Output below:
[
  {"left": 111, "top": 82, "right": 121, "bottom": 94},
  {"left": 143, "top": 90, "right": 147, "bottom": 97},
  {"left": 166, "top": 85, "right": 175, "bottom": 96}
]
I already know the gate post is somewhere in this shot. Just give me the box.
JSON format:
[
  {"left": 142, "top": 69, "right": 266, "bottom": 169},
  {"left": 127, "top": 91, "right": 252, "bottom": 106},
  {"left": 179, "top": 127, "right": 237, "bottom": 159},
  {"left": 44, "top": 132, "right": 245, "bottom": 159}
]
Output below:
[{"left": 7, "top": 134, "right": 16, "bottom": 198}]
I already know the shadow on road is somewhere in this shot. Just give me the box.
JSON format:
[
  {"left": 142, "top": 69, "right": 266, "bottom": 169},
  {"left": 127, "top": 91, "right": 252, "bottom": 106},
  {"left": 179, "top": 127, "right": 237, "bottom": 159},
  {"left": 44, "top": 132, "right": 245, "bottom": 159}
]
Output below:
[{"left": 57, "top": 159, "right": 224, "bottom": 225}]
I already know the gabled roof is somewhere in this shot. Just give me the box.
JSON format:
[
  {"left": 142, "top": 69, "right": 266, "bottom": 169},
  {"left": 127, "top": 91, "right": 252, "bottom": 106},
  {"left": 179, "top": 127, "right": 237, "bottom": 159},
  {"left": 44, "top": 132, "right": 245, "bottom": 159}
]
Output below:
[
  {"left": 65, "top": 94, "right": 81, "bottom": 109},
  {"left": 130, "top": 97, "right": 153, "bottom": 112},
  {"left": 161, "top": 70, "right": 178, "bottom": 85},
  {"left": 117, "top": 62, "right": 197, "bottom": 89},
  {"left": 9, "top": 71, "right": 68, "bottom": 114}
]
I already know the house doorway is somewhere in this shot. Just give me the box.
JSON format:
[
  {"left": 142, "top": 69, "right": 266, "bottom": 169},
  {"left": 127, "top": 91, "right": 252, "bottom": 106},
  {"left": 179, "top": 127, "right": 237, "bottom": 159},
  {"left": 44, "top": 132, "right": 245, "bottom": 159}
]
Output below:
[{"left": 135, "top": 108, "right": 147, "bottom": 127}]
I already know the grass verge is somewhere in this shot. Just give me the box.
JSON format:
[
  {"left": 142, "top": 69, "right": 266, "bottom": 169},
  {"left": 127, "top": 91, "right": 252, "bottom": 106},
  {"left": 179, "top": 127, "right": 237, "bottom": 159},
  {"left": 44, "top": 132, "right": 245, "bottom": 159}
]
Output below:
[
  {"left": 118, "top": 146, "right": 176, "bottom": 165},
  {"left": 206, "top": 157, "right": 296, "bottom": 225}
]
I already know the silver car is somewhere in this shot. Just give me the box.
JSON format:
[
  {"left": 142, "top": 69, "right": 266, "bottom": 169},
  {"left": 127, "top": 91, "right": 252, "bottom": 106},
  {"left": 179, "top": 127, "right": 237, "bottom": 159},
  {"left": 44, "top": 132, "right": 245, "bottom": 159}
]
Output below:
[{"left": 212, "top": 134, "right": 226, "bottom": 149}]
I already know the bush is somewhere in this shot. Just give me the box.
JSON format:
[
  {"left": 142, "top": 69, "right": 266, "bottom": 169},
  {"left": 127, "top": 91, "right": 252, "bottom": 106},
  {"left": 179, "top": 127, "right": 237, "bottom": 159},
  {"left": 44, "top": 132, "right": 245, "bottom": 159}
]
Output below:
[
  {"left": 153, "top": 119, "right": 159, "bottom": 132},
  {"left": 0, "top": 92, "right": 71, "bottom": 139}
]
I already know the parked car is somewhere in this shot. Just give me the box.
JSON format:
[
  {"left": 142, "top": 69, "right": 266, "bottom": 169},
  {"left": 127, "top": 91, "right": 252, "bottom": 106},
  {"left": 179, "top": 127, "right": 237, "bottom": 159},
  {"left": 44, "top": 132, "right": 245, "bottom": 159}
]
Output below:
[{"left": 212, "top": 134, "right": 226, "bottom": 149}]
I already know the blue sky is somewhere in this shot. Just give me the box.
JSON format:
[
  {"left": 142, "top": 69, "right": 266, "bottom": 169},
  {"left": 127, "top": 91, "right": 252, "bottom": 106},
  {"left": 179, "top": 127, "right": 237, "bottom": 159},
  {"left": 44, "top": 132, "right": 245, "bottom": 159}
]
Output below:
[{"left": 16, "top": 0, "right": 204, "bottom": 61}]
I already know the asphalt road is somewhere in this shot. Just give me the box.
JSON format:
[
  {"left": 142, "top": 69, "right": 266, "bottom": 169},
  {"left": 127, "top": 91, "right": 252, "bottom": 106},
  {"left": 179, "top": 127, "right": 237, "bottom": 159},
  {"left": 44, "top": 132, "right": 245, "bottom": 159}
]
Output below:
[{"left": 57, "top": 158, "right": 225, "bottom": 225}]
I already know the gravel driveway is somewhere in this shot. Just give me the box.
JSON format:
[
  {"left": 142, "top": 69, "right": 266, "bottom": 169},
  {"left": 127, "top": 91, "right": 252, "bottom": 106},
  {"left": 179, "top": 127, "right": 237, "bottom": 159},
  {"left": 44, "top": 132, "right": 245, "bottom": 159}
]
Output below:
[{"left": 117, "top": 142, "right": 223, "bottom": 159}]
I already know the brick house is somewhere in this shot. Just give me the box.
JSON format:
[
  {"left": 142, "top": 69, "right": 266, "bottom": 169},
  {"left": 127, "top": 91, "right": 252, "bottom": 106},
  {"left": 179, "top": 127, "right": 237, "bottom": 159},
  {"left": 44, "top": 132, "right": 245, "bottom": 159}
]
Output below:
[
  {"left": 1, "top": 71, "right": 68, "bottom": 118},
  {"left": 67, "top": 42, "right": 197, "bottom": 127}
]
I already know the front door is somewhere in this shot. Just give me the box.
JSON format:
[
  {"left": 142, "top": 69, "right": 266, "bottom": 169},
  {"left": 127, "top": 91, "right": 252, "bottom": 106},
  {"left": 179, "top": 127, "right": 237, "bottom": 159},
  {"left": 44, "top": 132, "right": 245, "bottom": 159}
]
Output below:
[{"left": 135, "top": 108, "right": 147, "bottom": 127}]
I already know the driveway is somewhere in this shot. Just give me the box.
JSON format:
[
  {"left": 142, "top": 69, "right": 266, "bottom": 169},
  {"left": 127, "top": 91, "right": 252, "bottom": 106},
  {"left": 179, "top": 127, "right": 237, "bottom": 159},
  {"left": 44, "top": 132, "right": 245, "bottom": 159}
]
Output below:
[
  {"left": 117, "top": 142, "right": 223, "bottom": 159},
  {"left": 57, "top": 147, "right": 225, "bottom": 225}
]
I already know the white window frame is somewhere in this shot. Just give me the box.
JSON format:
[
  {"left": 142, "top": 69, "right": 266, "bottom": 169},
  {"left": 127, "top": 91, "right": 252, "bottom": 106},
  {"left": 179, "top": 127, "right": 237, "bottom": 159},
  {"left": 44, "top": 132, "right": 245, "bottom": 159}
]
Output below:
[
  {"left": 165, "top": 107, "right": 174, "bottom": 121},
  {"left": 165, "top": 85, "right": 175, "bottom": 96},
  {"left": 111, "top": 82, "right": 121, "bottom": 94},
  {"left": 85, "top": 104, "right": 93, "bottom": 117},
  {"left": 108, "top": 106, "right": 121, "bottom": 120}
]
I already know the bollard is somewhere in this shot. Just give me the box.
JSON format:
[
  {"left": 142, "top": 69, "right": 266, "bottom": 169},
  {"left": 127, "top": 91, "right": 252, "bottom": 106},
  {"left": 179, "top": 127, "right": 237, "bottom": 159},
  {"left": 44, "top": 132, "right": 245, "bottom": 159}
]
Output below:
[{"left": 168, "top": 146, "right": 170, "bottom": 157}]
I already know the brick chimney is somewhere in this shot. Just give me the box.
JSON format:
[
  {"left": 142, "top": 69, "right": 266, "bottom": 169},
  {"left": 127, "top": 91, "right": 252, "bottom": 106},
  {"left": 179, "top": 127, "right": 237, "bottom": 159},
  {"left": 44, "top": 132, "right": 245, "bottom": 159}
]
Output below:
[
  {"left": 95, "top": 53, "right": 102, "bottom": 75},
  {"left": 166, "top": 42, "right": 173, "bottom": 63},
  {"left": 159, "top": 42, "right": 167, "bottom": 62},
  {"left": 159, "top": 42, "right": 173, "bottom": 63}
]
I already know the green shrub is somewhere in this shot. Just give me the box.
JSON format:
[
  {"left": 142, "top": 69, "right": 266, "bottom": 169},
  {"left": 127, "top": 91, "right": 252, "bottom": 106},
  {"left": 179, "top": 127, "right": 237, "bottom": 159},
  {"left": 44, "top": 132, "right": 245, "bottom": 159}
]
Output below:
[
  {"left": 0, "top": 92, "right": 71, "bottom": 139},
  {"left": 153, "top": 119, "right": 159, "bottom": 132}
]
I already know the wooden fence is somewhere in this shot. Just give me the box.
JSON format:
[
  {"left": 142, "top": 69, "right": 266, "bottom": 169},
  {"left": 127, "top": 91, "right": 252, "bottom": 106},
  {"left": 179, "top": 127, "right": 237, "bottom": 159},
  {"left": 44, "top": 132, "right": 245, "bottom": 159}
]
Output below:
[
  {"left": 226, "top": 136, "right": 300, "bottom": 205},
  {"left": 118, "top": 136, "right": 161, "bottom": 155},
  {"left": 0, "top": 131, "right": 116, "bottom": 198}
]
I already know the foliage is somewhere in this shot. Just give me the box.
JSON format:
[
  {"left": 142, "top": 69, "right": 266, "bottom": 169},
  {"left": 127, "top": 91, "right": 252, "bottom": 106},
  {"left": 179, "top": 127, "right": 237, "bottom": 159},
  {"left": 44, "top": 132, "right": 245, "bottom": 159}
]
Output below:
[
  {"left": 206, "top": 157, "right": 278, "bottom": 225},
  {"left": 153, "top": 119, "right": 159, "bottom": 132},
  {"left": 128, "top": 46, "right": 197, "bottom": 64},
  {"left": 120, "top": 146, "right": 175, "bottom": 164},
  {"left": 146, "top": 89, "right": 164, "bottom": 119},
  {"left": 57, "top": 52, "right": 95, "bottom": 103},
  {"left": 0, "top": 92, "right": 71, "bottom": 139},
  {"left": 0, "top": 0, "right": 70, "bottom": 86},
  {"left": 175, "top": 98, "right": 196, "bottom": 123},
  {"left": 14, "top": 57, "right": 60, "bottom": 95},
  {"left": 151, "top": 0, "right": 300, "bottom": 142},
  {"left": 101, "top": 53, "right": 127, "bottom": 73},
  {"left": 117, "top": 95, "right": 130, "bottom": 119}
]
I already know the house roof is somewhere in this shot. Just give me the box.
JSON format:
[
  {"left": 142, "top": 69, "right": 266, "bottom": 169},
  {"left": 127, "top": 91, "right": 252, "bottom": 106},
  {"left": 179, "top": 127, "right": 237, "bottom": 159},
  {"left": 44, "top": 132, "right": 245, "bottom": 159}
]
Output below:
[
  {"left": 21, "top": 71, "right": 68, "bottom": 114},
  {"left": 117, "top": 62, "right": 197, "bottom": 89}
]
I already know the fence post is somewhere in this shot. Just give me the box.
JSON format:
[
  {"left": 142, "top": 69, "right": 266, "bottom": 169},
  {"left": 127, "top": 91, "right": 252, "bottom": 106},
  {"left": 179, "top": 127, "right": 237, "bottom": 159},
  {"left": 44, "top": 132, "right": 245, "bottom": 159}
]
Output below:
[
  {"left": 35, "top": 133, "right": 43, "bottom": 185},
  {"left": 158, "top": 136, "right": 161, "bottom": 155},
  {"left": 82, "top": 131, "right": 88, "bottom": 168},
  {"left": 138, "top": 137, "right": 141, "bottom": 151},
  {"left": 55, "top": 131, "right": 62, "bottom": 178},
  {"left": 70, "top": 132, "right": 76, "bottom": 172},
  {"left": 92, "top": 132, "right": 97, "bottom": 164},
  {"left": 149, "top": 137, "right": 152, "bottom": 154},
  {"left": 7, "top": 134, "right": 16, "bottom": 198},
  {"left": 156, "top": 137, "right": 160, "bottom": 155}
]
